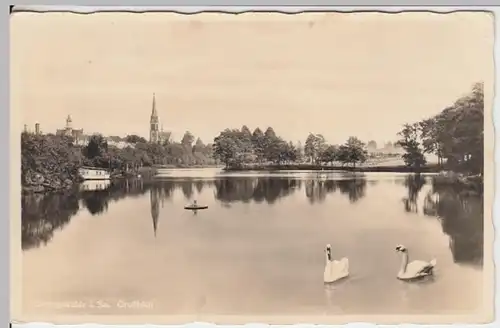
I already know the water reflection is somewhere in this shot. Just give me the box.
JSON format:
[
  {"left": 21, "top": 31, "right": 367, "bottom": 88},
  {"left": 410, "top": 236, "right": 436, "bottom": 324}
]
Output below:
[
  {"left": 213, "top": 177, "right": 367, "bottom": 205},
  {"left": 402, "top": 174, "right": 426, "bottom": 213},
  {"left": 398, "top": 174, "right": 483, "bottom": 266},
  {"left": 21, "top": 192, "right": 80, "bottom": 250},
  {"left": 150, "top": 186, "right": 159, "bottom": 237},
  {"left": 181, "top": 181, "right": 194, "bottom": 199},
  {"left": 423, "top": 181, "right": 483, "bottom": 267},
  {"left": 21, "top": 174, "right": 484, "bottom": 268},
  {"left": 214, "top": 178, "right": 300, "bottom": 204},
  {"left": 337, "top": 179, "right": 367, "bottom": 203}
]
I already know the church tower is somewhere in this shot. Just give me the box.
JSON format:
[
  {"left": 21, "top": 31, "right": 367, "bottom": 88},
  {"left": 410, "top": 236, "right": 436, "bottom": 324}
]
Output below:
[
  {"left": 65, "top": 115, "right": 73, "bottom": 137},
  {"left": 149, "top": 93, "right": 160, "bottom": 143},
  {"left": 66, "top": 115, "right": 72, "bottom": 129}
]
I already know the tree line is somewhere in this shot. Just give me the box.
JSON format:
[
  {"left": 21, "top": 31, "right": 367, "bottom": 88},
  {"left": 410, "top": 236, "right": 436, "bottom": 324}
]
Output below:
[
  {"left": 84, "top": 131, "right": 215, "bottom": 169},
  {"left": 212, "top": 125, "right": 371, "bottom": 169},
  {"left": 396, "top": 82, "right": 484, "bottom": 175},
  {"left": 21, "top": 130, "right": 215, "bottom": 191}
]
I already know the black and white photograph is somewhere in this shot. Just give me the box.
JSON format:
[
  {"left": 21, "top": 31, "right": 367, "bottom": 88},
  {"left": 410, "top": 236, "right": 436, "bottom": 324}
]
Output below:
[{"left": 11, "top": 8, "right": 494, "bottom": 324}]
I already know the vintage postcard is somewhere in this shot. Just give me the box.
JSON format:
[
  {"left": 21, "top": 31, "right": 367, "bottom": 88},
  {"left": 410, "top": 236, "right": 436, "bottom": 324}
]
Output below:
[{"left": 10, "top": 7, "right": 495, "bottom": 325}]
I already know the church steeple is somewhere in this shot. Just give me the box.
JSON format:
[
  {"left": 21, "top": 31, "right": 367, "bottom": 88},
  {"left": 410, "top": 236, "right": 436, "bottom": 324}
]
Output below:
[
  {"left": 151, "top": 93, "right": 158, "bottom": 118},
  {"left": 149, "top": 93, "right": 160, "bottom": 143}
]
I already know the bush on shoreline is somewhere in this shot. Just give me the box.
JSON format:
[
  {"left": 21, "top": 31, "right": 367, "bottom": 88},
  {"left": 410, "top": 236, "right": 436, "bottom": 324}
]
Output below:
[{"left": 21, "top": 133, "right": 84, "bottom": 194}]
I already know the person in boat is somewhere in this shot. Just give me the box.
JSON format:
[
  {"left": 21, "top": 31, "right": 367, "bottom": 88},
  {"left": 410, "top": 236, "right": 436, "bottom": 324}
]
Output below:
[{"left": 185, "top": 199, "right": 207, "bottom": 210}]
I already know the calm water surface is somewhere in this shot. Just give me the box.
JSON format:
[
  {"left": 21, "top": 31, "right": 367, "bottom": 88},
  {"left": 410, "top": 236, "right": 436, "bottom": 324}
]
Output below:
[{"left": 22, "top": 169, "right": 484, "bottom": 316}]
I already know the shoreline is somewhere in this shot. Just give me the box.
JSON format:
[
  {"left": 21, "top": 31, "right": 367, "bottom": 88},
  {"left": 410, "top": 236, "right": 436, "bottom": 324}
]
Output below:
[
  {"left": 21, "top": 165, "right": 220, "bottom": 195},
  {"left": 222, "top": 163, "right": 442, "bottom": 173},
  {"left": 21, "top": 164, "right": 483, "bottom": 195}
]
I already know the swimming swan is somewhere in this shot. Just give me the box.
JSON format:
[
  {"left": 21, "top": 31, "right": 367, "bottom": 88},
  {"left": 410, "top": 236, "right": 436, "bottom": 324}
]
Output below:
[
  {"left": 323, "top": 244, "right": 349, "bottom": 283},
  {"left": 395, "top": 245, "right": 436, "bottom": 281}
]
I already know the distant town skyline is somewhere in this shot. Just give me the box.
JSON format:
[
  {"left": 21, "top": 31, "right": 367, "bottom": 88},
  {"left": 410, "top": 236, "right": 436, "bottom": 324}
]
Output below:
[
  {"left": 12, "top": 11, "right": 493, "bottom": 146},
  {"left": 20, "top": 97, "right": 405, "bottom": 148}
]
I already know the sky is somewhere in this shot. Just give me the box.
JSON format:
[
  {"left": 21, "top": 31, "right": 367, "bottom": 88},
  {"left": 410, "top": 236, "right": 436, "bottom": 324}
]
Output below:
[{"left": 10, "top": 11, "right": 493, "bottom": 146}]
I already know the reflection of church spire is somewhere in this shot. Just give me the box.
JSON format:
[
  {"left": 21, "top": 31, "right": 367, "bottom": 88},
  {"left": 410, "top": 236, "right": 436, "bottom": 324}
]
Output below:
[{"left": 150, "top": 188, "right": 160, "bottom": 237}]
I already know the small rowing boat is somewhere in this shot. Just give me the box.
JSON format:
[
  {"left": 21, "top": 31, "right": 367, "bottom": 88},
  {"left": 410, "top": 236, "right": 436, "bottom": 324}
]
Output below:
[{"left": 184, "top": 200, "right": 208, "bottom": 210}]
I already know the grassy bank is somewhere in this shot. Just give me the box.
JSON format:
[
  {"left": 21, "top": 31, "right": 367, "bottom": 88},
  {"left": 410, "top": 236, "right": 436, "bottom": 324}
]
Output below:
[
  {"left": 432, "top": 172, "right": 483, "bottom": 196},
  {"left": 223, "top": 163, "right": 443, "bottom": 173}
]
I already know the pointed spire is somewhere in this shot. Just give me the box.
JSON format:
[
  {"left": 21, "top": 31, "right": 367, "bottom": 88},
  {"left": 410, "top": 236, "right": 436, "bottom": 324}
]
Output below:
[{"left": 151, "top": 93, "right": 158, "bottom": 117}]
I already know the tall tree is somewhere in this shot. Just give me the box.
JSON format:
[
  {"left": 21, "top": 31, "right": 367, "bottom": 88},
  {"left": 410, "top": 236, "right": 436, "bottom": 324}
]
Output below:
[
  {"left": 343, "top": 136, "right": 368, "bottom": 167},
  {"left": 84, "top": 134, "right": 108, "bottom": 159},
  {"left": 212, "top": 129, "right": 245, "bottom": 168},
  {"left": 251, "top": 128, "right": 266, "bottom": 163},
  {"left": 239, "top": 125, "right": 254, "bottom": 161},
  {"left": 396, "top": 123, "right": 427, "bottom": 169},
  {"left": 241, "top": 125, "right": 252, "bottom": 138},
  {"left": 264, "top": 127, "right": 277, "bottom": 139},
  {"left": 181, "top": 131, "right": 195, "bottom": 147},
  {"left": 304, "top": 133, "right": 326, "bottom": 163},
  {"left": 125, "top": 134, "right": 147, "bottom": 144},
  {"left": 320, "top": 145, "right": 338, "bottom": 165}
]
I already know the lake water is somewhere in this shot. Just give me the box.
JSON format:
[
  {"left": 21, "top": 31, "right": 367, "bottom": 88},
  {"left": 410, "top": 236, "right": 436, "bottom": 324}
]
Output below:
[{"left": 21, "top": 169, "right": 484, "bottom": 318}]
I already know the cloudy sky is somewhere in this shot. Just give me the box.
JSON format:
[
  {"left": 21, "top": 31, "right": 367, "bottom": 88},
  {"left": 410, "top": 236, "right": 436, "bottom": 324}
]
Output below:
[{"left": 11, "top": 11, "right": 493, "bottom": 145}]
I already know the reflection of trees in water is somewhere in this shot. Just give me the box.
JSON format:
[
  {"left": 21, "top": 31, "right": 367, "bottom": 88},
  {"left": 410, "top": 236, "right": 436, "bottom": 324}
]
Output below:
[
  {"left": 305, "top": 179, "right": 367, "bottom": 204},
  {"left": 195, "top": 181, "right": 204, "bottom": 194},
  {"left": 305, "top": 180, "right": 335, "bottom": 204},
  {"left": 21, "top": 178, "right": 213, "bottom": 249},
  {"left": 214, "top": 178, "right": 299, "bottom": 204},
  {"left": 336, "top": 179, "right": 367, "bottom": 203},
  {"left": 81, "top": 191, "right": 110, "bottom": 216},
  {"left": 215, "top": 178, "right": 257, "bottom": 203},
  {"left": 214, "top": 177, "right": 367, "bottom": 205},
  {"left": 79, "top": 179, "right": 148, "bottom": 216},
  {"left": 417, "top": 178, "right": 483, "bottom": 267},
  {"left": 402, "top": 174, "right": 426, "bottom": 213},
  {"left": 21, "top": 192, "right": 80, "bottom": 250},
  {"left": 22, "top": 177, "right": 367, "bottom": 250},
  {"left": 180, "top": 181, "right": 194, "bottom": 199},
  {"left": 80, "top": 178, "right": 214, "bottom": 216}
]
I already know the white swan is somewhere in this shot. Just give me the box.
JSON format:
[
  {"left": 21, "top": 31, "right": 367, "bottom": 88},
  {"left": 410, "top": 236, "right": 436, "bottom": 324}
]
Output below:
[
  {"left": 395, "top": 245, "right": 436, "bottom": 281},
  {"left": 323, "top": 244, "right": 349, "bottom": 283}
]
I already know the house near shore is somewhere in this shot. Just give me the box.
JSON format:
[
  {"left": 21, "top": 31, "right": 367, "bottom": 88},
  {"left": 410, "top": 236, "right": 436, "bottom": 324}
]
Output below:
[{"left": 78, "top": 166, "right": 111, "bottom": 181}]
